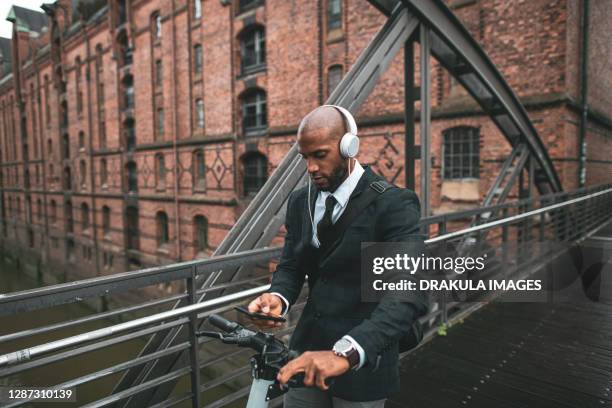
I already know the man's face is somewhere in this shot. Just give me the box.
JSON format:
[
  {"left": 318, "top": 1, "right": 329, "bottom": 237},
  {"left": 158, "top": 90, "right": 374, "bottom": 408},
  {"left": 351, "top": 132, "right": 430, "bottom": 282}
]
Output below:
[{"left": 297, "top": 128, "right": 347, "bottom": 192}]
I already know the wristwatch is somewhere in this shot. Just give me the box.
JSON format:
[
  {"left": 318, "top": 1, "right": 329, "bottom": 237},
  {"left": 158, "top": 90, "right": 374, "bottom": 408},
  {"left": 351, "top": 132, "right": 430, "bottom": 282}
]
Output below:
[{"left": 332, "top": 338, "right": 360, "bottom": 369}]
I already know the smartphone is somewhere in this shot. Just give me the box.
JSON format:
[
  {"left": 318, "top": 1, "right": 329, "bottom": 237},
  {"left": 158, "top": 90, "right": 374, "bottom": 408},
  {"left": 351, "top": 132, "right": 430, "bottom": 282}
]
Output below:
[{"left": 234, "top": 306, "right": 287, "bottom": 323}]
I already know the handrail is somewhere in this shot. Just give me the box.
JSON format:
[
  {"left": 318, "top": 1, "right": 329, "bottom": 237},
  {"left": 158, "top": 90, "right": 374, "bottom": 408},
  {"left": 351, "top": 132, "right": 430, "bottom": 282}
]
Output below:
[{"left": 0, "top": 285, "right": 269, "bottom": 368}]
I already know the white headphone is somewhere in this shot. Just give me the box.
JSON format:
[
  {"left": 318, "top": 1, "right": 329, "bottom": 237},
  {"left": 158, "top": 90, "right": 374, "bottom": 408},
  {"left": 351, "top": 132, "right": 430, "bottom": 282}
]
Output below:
[
  {"left": 321, "top": 104, "right": 360, "bottom": 158},
  {"left": 306, "top": 105, "right": 360, "bottom": 247}
]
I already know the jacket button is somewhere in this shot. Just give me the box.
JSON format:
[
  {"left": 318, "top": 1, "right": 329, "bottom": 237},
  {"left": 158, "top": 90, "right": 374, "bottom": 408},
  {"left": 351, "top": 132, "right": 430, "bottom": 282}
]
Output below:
[
  {"left": 314, "top": 312, "right": 321, "bottom": 319},
  {"left": 321, "top": 277, "right": 328, "bottom": 283}
]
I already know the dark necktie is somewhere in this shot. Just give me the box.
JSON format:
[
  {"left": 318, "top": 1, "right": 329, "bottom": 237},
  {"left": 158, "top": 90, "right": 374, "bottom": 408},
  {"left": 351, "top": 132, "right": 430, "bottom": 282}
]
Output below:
[{"left": 316, "top": 195, "right": 337, "bottom": 247}]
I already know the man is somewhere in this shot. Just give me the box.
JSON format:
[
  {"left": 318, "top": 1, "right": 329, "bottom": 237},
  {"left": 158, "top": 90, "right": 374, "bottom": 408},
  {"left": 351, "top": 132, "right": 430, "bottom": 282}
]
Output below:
[{"left": 248, "top": 105, "right": 427, "bottom": 407}]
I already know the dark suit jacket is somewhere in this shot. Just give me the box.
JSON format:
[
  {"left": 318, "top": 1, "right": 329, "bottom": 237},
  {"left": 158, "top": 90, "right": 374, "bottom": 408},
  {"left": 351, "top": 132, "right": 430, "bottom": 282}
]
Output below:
[{"left": 269, "top": 166, "right": 427, "bottom": 401}]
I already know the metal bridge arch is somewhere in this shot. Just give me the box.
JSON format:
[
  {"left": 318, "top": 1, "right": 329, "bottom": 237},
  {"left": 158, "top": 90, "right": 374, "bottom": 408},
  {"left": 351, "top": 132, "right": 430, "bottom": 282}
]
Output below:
[{"left": 115, "top": 1, "right": 563, "bottom": 405}]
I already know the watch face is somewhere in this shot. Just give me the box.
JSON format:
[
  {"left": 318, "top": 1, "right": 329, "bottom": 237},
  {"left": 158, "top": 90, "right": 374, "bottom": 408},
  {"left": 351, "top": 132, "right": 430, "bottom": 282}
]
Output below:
[{"left": 334, "top": 338, "right": 353, "bottom": 354}]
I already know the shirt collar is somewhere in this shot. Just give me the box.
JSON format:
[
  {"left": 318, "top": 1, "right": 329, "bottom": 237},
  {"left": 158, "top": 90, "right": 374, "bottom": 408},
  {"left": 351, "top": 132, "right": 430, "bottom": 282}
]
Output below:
[{"left": 320, "top": 160, "right": 364, "bottom": 209}]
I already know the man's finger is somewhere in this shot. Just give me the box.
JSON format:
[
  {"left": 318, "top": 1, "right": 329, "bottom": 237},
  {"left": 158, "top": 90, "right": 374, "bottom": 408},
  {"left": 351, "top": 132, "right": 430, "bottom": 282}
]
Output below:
[
  {"left": 315, "top": 371, "right": 329, "bottom": 391},
  {"left": 277, "top": 357, "right": 305, "bottom": 384},
  {"left": 303, "top": 365, "right": 316, "bottom": 387},
  {"left": 247, "top": 297, "right": 262, "bottom": 313}
]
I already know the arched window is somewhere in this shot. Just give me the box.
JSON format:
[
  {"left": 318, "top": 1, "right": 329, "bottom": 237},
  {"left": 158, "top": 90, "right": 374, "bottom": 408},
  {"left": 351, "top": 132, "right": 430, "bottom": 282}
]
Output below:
[
  {"left": 81, "top": 202, "right": 90, "bottom": 230},
  {"left": 127, "top": 161, "right": 138, "bottom": 192},
  {"left": 75, "top": 57, "right": 83, "bottom": 113},
  {"left": 62, "top": 133, "right": 70, "bottom": 159},
  {"left": 36, "top": 198, "right": 42, "bottom": 221},
  {"left": 63, "top": 166, "right": 72, "bottom": 190},
  {"left": 193, "top": 150, "right": 206, "bottom": 190},
  {"left": 125, "top": 117, "right": 135, "bottom": 150},
  {"left": 327, "top": 65, "right": 343, "bottom": 96},
  {"left": 152, "top": 12, "right": 162, "bottom": 39},
  {"left": 126, "top": 206, "right": 139, "bottom": 249},
  {"left": 195, "top": 99, "right": 204, "bottom": 129},
  {"left": 50, "top": 200, "right": 57, "bottom": 224},
  {"left": 194, "top": 44, "right": 203, "bottom": 74},
  {"left": 123, "top": 74, "right": 134, "bottom": 109},
  {"left": 47, "top": 139, "right": 52, "bottom": 155},
  {"left": 156, "top": 108, "right": 164, "bottom": 138},
  {"left": 80, "top": 160, "right": 87, "bottom": 188},
  {"left": 156, "top": 211, "right": 169, "bottom": 246},
  {"left": 240, "top": 26, "right": 265, "bottom": 73},
  {"left": 65, "top": 200, "right": 73, "bottom": 233},
  {"left": 156, "top": 153, "right": 165, "bottom": 189},
  {"left": 78, "top": 131, "right": 85, "bottom": 149},
  {"left": 100, "top": 158, "right": 108, "bottom": 186},
  {"left": 442, "top": 126, "right": 480, "bottom": 180},
  {"left": 193, "top": 215, "right": 208, "bottom": 253},
  {"left": 327, "top": 0, "right": 342, "bottom": 32},
  {"left": 242, "top": 153, "right": 267, "bottom": 196},
  {"left": 102, "top": 206, "right": 111, "bottom": 236},
  {"left": 241, "top": 89, "right": 267, "bottom": 136}
]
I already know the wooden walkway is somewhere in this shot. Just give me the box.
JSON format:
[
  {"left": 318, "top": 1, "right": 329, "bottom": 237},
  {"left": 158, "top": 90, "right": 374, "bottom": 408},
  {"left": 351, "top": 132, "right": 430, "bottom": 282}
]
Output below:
[{"left": 391, "top": 225, "right": 612, "bottom": 408}]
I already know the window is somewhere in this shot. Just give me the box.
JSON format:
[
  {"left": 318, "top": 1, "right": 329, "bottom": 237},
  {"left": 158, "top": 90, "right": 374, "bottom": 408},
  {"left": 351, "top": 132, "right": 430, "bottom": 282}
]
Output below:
[
  {"left": 78, "top": 131, "right": 85, "bottom": 149},
  {"left": 37, "top": 199, "right": 42, "bottom": 221},
  {"left": 193, "top": 215, "right": 208, "bottom": 253},
  {"left": 81, "top": 202, "right": 90, "bottom": 230},
  {"left": 47, "top": 139, "right": 52, "bottom": 155},
  {"left": 442, "top": 126, "right": 480, "bottom": 179},
  {"left": 241, "top": 90, "right": 267, "bottom": 136},
  {"left": 102, "top": 206, "right": 110, "bottom": 236},
  {"left": 65, "top": 200, "right": 73, "bottom": 233},
  {"left": 64, "top": 166, "right": 72, "bottom": 190},
  {"left": 80, "top": 160, "right": 87, "bottom": 188},
  {"left": 152, "top": 12, "right": 162, "bottom": 39},
  {"left": 327, "top": 0, "right": 342, "bottom": 32},
  {"left": 243, "top": 153, "right": 267, "bottom": 196},
  {"left": 126, "top": 206, "right": 139, "bottom": 250},
  {"left": 62, "top": 133, "right": 70, "bottom": 159},
  {"left": 155, "top": 59, "right": 162, "bottom": 84},
  {"left": 75, "top": 57, "right": 83, "bottom": 114},
  {"left": 100, "top": 119, "right": 106, "bottom": 148},
  {"left": 194, "top": 0, "right": 202, "bottom": 19},
  {"left": 194, "top": 44, "right": 203, "bottom": 74},
  {"left": 123, "top": 75, "right": 134, "bottom": 109},
  {"left": 125, "top": 118, "right": 135, "bottom": 150},
  {"left": 50, "top": 200, "right": 57, "bottom": 224},
  {"left": 100, "top": 159, "right": 108, "bottom": 186},
  {"left": 157, "top": 108, "right": 164, "bottom": 137},
  {"left": 327, "top": 65, "right": 342, "bottom": 96},
  {"left": 156, "top": 154, "right": 166, "bottom": 189},
  {"left": 127, "top": 161, "right": 138, "bottom": 192},
  {"left": 195, "top": 99, "right": 204, "bottom": 129},
  {"left": 240, "top": 27, "right": 265, "bottom": 73},
  {"left": 156, "top": 211, "right": 169, "bottom": 246},
  {"left": 193, "top": 150, "right": 205, "bottom": 190}
]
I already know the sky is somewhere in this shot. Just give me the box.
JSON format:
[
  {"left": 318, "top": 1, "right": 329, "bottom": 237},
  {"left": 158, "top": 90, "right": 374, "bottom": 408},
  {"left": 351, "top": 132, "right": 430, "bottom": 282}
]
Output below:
[{"left": 0, "top": 0, "right": 46, "bottom": 39}]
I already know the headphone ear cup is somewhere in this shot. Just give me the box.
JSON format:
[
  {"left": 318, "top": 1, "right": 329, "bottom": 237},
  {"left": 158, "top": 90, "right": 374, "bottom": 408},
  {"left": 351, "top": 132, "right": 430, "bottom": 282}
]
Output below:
[{"left": 340, "top": 133, "right": 360, "bottom": 158}]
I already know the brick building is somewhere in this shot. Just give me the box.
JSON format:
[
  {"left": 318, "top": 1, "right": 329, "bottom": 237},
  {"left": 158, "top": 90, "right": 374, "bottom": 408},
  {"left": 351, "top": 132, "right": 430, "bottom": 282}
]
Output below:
[{"left": 0, "top": 0, "right": 609, "bottom": 283}]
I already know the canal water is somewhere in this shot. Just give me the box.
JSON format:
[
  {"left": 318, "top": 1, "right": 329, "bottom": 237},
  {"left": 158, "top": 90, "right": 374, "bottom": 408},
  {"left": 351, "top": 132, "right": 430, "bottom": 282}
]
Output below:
[{"left": 0, "top": 259, "right": 247, "bottom": 407}]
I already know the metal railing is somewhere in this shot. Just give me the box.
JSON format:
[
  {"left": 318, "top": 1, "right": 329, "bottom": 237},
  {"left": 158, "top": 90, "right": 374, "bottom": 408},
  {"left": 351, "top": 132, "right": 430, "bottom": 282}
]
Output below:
[{"left": 0, "top": 183, "right": 610, "bottom": 407}]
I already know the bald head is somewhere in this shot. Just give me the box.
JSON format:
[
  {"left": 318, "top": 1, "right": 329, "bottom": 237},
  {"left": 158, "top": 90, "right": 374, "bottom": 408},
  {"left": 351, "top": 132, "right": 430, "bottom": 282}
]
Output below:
[{"left": 297, "top": 105, "right": 347, "bottom": 144}]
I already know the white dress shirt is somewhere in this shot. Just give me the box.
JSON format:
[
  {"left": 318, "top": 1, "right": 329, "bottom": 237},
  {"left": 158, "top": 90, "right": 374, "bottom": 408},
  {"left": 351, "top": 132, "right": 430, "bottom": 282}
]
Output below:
[{"left": 272, "top": 160, "right": 366, "bottom": 369}]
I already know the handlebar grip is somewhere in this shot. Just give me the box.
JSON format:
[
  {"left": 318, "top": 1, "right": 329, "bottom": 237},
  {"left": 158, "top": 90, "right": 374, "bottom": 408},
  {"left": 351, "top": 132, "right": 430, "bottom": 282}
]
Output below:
[{"left": 208, "top": 314, "right": 238, "bottom": 333}]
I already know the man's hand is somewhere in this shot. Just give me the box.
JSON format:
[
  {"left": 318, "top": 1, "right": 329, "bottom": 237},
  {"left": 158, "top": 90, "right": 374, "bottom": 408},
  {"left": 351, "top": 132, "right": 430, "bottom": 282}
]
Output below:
[
  {"left": 276, "top": 351, "right": 350, "bottom": 390},
  {"left": 247, "top": 293, "right": 284, "bottom": 329}
]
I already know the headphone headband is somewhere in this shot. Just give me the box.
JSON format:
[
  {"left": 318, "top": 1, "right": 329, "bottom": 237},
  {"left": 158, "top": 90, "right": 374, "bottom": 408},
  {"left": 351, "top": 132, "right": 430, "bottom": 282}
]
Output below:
[{"left": 321, "top": 104, "right": 358, "bottom": 136}]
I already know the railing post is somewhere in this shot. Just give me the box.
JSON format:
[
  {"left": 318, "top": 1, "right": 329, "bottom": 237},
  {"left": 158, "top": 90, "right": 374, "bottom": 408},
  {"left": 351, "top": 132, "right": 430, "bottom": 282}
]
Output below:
[
  {"left": 187, "top": 266, "right": 202, "bottom": 408},
  {"left": 502, "top": 208, "right": 509, "bottom": 271}
]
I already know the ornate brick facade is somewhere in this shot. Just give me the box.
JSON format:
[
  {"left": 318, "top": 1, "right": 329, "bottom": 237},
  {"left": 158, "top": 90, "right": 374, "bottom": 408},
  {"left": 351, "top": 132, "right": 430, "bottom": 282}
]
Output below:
[{"left": 0, "top": 0, "right": 609, "bottom": 283}]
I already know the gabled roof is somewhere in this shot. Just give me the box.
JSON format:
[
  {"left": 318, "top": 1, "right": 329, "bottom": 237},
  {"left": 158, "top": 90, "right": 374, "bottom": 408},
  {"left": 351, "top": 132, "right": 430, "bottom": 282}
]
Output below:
[
  {"left": 0, "top": 37, "right": 12, "bottom": 75},
  {"left": 6, "top": 5, "right": 47, "bottom": 34}
]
